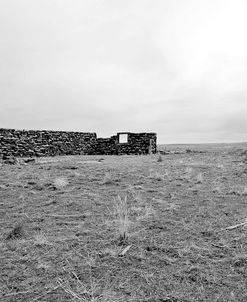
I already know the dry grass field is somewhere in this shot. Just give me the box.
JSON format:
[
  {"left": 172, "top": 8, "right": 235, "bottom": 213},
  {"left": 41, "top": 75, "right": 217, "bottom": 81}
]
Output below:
[{"left": 1, "top": 143, "right": 247, "bottom": 301}]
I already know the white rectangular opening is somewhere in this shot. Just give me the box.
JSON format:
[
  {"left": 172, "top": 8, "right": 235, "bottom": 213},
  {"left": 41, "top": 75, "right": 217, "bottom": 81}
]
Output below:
[{"left": 119, "top": 133, "right": 128, "bottom": 143}]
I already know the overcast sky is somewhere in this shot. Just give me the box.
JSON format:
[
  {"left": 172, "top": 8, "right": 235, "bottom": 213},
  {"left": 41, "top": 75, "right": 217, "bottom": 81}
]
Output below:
[{"left": 0, "top": 0, "right": 247, "bottom": 143}]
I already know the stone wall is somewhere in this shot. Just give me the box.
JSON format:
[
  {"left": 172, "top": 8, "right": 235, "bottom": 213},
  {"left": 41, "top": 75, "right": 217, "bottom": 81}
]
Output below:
[
  {"left": 94, "top": 132, "right": 157, "bottom": 155},
  {"left": 0, "top": 128, "right": 157, "bottom": 158},
  {"left": 94, "top": 137, "right": 117, "bottom": 155},
  {"left": 117, "top": 132, "right": 157, "bottom": 155},
  {"left": 0, "top": 128, "right": 96, "bottom": 158}
]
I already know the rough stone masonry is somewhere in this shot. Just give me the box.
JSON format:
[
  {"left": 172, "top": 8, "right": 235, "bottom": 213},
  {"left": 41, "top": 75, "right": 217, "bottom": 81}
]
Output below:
[{"left": 0, "top": 128, "right": 157, "bottom": 158}]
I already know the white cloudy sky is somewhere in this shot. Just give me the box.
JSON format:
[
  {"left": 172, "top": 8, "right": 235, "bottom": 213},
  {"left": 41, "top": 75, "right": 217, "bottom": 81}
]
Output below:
[{"left": 0, "top": 0, "right": 247, "bottom": 143}]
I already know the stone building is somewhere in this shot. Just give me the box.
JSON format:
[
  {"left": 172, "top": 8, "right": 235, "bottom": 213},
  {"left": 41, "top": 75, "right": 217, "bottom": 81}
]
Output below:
[
  {"left": 94, "top": 132, "right": 157, "bottom": 155},
  {"left": 0, "top": 128, "right": 157, "bottom": 157}
]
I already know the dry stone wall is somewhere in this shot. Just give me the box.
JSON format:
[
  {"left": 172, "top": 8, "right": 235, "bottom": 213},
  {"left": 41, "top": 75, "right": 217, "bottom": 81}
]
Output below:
[
  {"left": 94, "top": 137, "right": 117, "bottom": 155},
  {"left": 0, "top": 128, "right": 157, "bottom": 158},
  {"left": 0, "top": 128, "right": 96, "bottom": 158},
  {"left": 93, "top": 132, "right": 157, "bottom": 155},
  {"left": 117, "top": 132, "right": 157, "bottom": 155}
]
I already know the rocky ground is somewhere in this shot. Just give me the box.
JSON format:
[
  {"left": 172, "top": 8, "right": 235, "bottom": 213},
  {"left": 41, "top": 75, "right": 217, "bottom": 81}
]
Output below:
[{"left": 1, "top": 143, "right": 247, "bottom": 301}]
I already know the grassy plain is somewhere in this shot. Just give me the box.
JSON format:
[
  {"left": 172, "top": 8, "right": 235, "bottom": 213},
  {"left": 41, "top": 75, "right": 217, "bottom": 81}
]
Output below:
[{"left": 1, "top": 143, "right": 247, "bottom": 301}]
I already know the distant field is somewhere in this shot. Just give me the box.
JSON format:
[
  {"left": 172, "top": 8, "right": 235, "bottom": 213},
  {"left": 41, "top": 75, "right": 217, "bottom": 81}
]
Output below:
[
  {"left": 1, "top": 144, "right": 247, "bottom": 301},
  {"left": 159, "top": 142, "right": 247, "bottom": 152}
]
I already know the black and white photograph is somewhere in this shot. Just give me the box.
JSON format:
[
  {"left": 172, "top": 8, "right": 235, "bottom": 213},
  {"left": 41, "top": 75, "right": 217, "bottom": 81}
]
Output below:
[{"left": 1, "top": 1, "right": 247, "bottom": 301}]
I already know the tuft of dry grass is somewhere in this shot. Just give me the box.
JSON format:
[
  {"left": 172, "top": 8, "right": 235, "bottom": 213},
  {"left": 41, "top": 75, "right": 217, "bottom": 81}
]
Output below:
[
  {"left": 136, "top": 204, "right": 155, "bottom": 221},
  {"left": 101, "top": 172, "right": 113, "bottom": 185},
  {"left": 241, "top": 186, "right": 247, "bottom": 196},
  {"left": 53, "top": 177, "right": 69, "bottom": 189},
  {"left": 33, "top": 232, "right": 51, "bottom": 246},
  {"left": 157, "top": 154, "right": 163, "bottom": 162},
  {"left": 101, "top": 172, "right": 117, "bottom": 185},
  {"left": 196, "top": 172, "right": 203, "bottom": 184},
  {"left": 5, "top": 222, "right": 25, "bottom": 240},
  {"left": 56, "top": 254, "right": 111, "bottom": 302},
  {"left": 212, "top": 186, "right": 222, "bottom": 194},
  {"left": 113, "top": 195, "right": 130, "bottom": 244},
  {"left": 127, "top": 189, "right": 143, "bottom": 204},
  {"left": 148, "top": 170, "right": 164, "bottom": 181},
  {"left": 185, "top": 167, "right": 193, "bottom": 174}
]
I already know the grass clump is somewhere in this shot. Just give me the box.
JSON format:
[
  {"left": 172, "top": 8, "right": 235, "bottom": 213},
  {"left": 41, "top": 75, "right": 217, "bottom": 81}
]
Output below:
[
  {"left": 114, "top": 195, "right": 130, "bottom": 244},
  {"left": 5, "top": 223, "right": 25, "bottom": 240},
  {"left": 53, "top": 177, "right": 69, "bottom": 189},
  {"left": 101, "top": 171, "right": 121, "bottom": 185},
  {"left": 101, "top": 172, "right": 114, "bottom": 185},
  {"left": 185, "top": 167, "right": 193, "bottom": 176},
  {"left": 241, "top": 186, "right": 247, "bottom": 196},
  {"left": 33, "top": 232, "right": 51, "bottom": 246},
  {"left": 149, "top": 171, "right": 164, "bottom": 181},
  {"left": 196, "top": 172, "right": 203, "bottom": 184},
  {"left": 157, "top": 154, "right": 163, "bottom": 162}
]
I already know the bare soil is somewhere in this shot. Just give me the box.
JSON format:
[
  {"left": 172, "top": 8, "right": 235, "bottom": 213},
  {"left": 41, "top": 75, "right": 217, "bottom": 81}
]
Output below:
[{"left": 1, "top": 143, "right": 247, "bottom": 301}]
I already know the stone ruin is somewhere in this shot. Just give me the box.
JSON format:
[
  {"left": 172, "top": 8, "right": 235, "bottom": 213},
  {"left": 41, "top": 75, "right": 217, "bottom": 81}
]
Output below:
[
  {"left": 0, "top": 128, "right": 157, "bottom": 159},
  {"left": 94, "top": 132, "right": 157, "bottom": 155}
]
